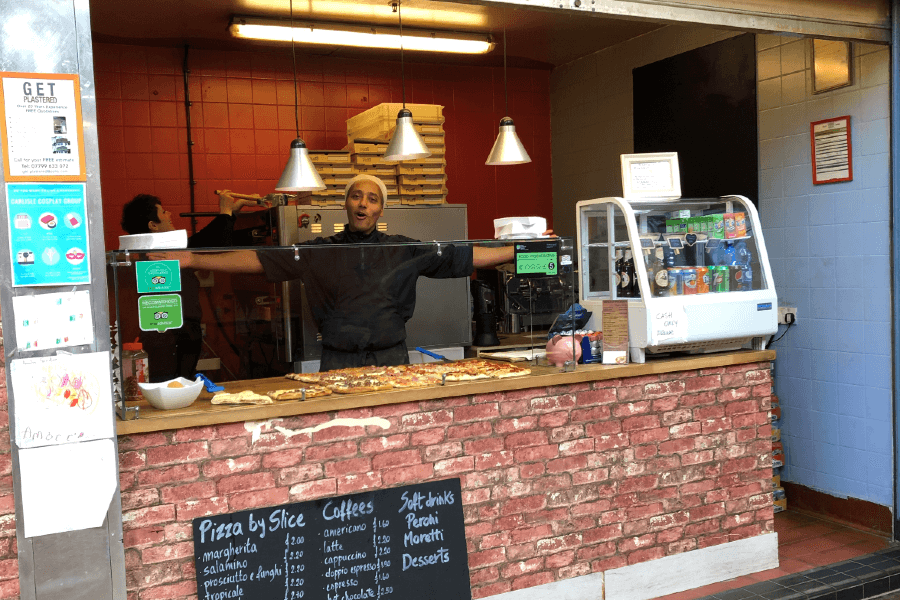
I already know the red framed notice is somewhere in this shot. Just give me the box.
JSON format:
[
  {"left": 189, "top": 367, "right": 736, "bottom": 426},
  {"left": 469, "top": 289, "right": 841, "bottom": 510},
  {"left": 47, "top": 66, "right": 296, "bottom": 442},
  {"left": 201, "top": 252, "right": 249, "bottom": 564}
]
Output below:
[
  {"left": 810, "top": 116, "right": 852, "bottom": 185},
  {"left": 0, "top": 72, "right": 86, "bottom": 182}
]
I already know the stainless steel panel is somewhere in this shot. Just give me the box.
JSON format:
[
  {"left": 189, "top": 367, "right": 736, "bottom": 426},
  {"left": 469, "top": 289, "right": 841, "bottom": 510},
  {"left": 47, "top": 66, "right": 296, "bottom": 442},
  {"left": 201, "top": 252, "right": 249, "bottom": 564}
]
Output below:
[
  {"left": 0, "top": 0, "right": 124, "bottom": 598},
  {"left": 279, "top": 205, "right": 471, "bottom": 363}
]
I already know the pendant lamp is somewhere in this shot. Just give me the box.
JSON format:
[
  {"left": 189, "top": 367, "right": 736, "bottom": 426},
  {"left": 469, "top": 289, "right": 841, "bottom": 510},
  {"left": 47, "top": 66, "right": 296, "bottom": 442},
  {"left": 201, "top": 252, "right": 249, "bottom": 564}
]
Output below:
[
  {"left": 275, "top": 0, "right": 326, "bottom": 191},
  {"left": 383, "top": 1, "right": 431, "bottom": 162},
  {"left": 486, "top": 27, "right": 531, "bottom": 165}
]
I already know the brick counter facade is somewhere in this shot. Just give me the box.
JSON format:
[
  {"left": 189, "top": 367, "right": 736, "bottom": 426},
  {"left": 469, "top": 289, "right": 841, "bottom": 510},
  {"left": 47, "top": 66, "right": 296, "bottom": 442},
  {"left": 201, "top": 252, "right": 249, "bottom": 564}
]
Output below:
[{"left": 113, "top": 361, "right": 774, "bottom": 600}]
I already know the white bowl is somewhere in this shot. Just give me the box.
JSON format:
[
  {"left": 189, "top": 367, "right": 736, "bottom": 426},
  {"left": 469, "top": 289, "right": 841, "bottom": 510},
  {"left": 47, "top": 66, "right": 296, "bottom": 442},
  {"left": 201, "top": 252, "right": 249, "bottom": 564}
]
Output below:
[{"left": 138, "top": 377, "right": 203, "bottom": 410}]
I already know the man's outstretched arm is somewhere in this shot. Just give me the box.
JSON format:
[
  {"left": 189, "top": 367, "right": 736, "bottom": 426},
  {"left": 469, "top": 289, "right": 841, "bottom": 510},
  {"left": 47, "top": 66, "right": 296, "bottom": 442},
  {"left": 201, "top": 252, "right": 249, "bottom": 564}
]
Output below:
[
  {"left": 472, "top": 230, "right": 554, "bottom": 268},
  {"left": 149, "top": 249, "right": 264, "bottom": 273}
]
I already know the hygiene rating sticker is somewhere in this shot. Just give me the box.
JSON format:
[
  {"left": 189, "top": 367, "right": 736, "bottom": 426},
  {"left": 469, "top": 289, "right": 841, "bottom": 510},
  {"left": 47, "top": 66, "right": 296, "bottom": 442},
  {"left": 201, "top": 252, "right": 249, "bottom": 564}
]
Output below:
[
  {"left": 138, "top": 294, "right": 183, "bottom": 332},
  {"left": 136, "top": 260, "right": 181, "bottom": 294}
]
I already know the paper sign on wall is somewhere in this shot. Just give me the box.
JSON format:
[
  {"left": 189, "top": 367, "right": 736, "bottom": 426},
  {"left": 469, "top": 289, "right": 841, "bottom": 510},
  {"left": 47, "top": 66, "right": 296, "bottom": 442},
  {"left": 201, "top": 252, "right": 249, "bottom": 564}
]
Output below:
[
  {"left": 10, "top": 351, "right": 114, "bottom": 449},
  {"left": 0, "top": 72, "right": 86, "bottom": 181},
  {"left": 19, "top": 438, "right": 117, "bottom": 538},
  {"left": 5, "top": 182, "right": 90, "bottom": 287},
  {"left": 12, "top": 290, "right": 93, "bottom": 351}
]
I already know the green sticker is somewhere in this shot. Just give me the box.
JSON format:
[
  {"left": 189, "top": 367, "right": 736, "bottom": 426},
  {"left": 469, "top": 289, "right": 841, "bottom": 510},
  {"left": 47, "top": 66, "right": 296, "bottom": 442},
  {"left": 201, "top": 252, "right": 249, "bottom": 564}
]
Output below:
[
  {"left": 516, "top": 251, "right": 558, "bottom": 275},
  {"left": 136, "top": 260, "right": 182, "bottom": 294},
  {"left": 138, "top": 294, "right": 183, "bottom": 332}
]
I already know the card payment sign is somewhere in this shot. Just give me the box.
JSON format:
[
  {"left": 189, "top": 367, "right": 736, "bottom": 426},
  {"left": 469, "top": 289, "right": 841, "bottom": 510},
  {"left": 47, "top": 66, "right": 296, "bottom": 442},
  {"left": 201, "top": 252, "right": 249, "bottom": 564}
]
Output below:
[{"left": 515, "top": 240, "right": 559, "bottom": 277}]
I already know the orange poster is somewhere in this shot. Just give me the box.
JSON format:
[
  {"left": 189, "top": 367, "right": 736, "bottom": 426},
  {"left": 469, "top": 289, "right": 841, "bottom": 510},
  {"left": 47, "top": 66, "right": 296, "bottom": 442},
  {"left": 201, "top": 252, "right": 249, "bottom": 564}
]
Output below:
[{"left": 0, "top": 72, "right": 86, "bottom": 181}]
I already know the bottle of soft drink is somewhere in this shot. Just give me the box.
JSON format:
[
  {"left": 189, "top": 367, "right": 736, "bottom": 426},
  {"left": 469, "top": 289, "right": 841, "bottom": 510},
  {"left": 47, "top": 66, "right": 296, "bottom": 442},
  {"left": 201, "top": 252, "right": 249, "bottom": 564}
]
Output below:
[
  {"left": 623, "top": 249, "right": 636, "bottom": 298},
  {"left": 614, "top": 248, "right": 625, "bottom": 297}
]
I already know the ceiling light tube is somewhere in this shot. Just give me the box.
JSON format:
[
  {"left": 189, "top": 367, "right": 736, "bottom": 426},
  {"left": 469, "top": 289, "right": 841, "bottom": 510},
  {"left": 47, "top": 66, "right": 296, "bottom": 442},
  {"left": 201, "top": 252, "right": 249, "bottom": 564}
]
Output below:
[{"left": 230, "top": 16, "right": 494, "bottom": 54}]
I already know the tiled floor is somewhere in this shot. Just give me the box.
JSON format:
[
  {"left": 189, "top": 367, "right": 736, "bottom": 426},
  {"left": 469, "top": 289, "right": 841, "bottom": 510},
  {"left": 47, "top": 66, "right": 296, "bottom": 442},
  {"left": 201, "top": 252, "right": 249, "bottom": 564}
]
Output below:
[{"left": 655, "top": 510, "right": 893, "bottom": 600}]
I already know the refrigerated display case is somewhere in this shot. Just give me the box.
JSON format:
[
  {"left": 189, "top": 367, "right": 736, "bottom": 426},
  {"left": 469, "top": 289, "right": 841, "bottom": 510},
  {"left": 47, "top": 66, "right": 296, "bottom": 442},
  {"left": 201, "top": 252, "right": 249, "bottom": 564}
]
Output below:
[{"left": 576, "top": 196, "right": 777, "bottom": 363}]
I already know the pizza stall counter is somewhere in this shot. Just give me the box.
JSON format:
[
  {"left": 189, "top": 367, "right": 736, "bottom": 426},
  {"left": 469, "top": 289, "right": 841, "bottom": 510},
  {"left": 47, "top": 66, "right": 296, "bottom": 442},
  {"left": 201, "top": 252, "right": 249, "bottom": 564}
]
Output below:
[
  {"left": 117, "top": 349, "right": 776, "bottom": 600},
  {"left": 115, "top": 349, "right": 774, "bottom": 435}
]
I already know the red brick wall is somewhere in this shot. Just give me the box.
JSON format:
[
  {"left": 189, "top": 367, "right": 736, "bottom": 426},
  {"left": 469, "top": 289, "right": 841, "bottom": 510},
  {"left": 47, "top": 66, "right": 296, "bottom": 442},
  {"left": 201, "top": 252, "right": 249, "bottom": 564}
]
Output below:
[
  {"left": 93, "top": 43, "right": 553, "bottom": 250},
  {"left": 118, "top": 362, "right": 774, "bottom": 600},
  {"left": 0, "top": 351, "right": 17, "bottom": 600}
]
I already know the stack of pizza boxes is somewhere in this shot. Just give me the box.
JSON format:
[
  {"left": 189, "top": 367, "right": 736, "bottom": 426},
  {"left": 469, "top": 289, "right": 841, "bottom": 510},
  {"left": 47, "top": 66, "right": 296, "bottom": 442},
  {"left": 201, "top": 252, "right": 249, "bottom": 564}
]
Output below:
[
  {"left": 346, "top": 103, "right": 448, "bottom": 205},
  {"left": 307, "top": 151, "right": 355, "bottom": 206}
]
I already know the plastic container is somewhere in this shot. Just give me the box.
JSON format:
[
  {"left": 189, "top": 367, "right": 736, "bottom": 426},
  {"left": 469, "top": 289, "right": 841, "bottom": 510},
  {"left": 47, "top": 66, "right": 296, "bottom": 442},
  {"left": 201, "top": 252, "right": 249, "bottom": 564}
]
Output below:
[{"left": 122, "top": 340, "right": 149, "bottom": 402}]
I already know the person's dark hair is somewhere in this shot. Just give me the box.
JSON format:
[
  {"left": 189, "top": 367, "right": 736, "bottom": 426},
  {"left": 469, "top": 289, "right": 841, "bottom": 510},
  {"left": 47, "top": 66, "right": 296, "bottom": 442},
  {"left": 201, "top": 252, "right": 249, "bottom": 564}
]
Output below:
[{"left": 121, "top": 194, "right": 162, "bottom": 234}]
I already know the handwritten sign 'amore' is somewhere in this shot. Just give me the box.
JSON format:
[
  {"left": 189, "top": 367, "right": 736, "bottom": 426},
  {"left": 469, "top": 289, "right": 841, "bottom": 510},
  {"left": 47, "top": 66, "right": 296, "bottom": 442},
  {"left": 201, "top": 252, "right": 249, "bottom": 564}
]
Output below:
[{"left": 192, "top": 478, "right": 471, "bottom": 600}]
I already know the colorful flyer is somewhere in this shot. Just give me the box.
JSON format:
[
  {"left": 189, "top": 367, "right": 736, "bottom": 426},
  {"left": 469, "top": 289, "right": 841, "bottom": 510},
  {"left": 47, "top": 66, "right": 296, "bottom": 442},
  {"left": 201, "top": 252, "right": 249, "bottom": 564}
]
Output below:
[
  {"left": 6, "top": 182, "right": 90, "bottom": 287},
  {"left": 9, "top": 351, "right": 114, "bottom": 449},
  {"left": 12, "top": 290, "right": 93, "bottom": 351},
  {"left": 138, "top": 294, "right": 183, "bottom": 332},
  {"left": 0, "top": 72, "right": 86, "bottom": 181},
  {"left": 136, "top": 260, "right": 181, "bottom": 294}
]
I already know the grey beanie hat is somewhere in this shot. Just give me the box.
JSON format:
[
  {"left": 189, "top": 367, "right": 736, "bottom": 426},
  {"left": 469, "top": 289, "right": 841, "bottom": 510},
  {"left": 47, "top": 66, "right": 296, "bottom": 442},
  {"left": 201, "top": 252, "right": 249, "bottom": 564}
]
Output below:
[{"left": 344, "top": 174, "right": 388, "bottom": 204}]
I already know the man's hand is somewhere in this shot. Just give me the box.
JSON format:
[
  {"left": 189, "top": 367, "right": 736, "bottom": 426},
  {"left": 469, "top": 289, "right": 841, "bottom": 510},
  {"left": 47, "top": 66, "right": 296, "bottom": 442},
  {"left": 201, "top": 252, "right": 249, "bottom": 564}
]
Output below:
[{"left": 217, "top": 190, "right": 261, "bottom": 216}]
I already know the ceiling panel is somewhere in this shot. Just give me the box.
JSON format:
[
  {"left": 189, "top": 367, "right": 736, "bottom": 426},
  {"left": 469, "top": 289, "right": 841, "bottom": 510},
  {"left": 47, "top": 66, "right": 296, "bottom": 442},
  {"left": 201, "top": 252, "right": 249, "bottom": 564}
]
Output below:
[{"left": 88, "top": 0, "right": 664, "bottom": 68}]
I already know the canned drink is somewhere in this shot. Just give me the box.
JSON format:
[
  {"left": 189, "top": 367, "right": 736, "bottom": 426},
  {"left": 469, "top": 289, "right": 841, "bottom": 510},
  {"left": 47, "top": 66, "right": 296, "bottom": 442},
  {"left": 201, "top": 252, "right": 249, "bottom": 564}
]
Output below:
[
  {"left": 712, "top": 266, "right": 729, "bottom": 292},
  {"left": 682, "top": 267, "right": 698, "bottom": 295},
  {"left": 729, "top": 265, "right": 744, "bottom": 290},
  {"left": 667, "top": 268, "right": 683, "bottom": 295},
  {"left": 696, "top": 267, "right": 709, "bottom": 294}
]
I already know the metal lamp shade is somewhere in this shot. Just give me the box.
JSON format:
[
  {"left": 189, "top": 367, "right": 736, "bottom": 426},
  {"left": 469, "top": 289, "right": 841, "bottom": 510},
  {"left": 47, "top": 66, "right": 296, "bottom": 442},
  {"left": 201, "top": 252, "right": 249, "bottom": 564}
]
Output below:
[
  {"left": 486, "top": 117, "right": 531, "bottom": 165},
  {"left": 275, "top": 138, "right": 326, "bottom": 191},
  {"left": 383, "top": 108, "right": 431, "bottom": 161}
]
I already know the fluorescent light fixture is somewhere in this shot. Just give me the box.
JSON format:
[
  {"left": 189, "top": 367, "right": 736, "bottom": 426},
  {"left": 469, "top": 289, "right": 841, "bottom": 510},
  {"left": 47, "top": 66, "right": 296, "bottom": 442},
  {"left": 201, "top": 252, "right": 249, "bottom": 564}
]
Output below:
[{"left": 230, "top": 16, "right": 494, "bottom": 54}]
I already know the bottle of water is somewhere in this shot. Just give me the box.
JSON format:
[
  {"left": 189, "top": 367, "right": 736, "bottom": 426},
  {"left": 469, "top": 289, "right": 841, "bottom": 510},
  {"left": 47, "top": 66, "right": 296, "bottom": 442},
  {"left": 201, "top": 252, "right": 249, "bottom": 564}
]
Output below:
[{"left": 722, "top": 241, "right": 736, "bottom": 265}]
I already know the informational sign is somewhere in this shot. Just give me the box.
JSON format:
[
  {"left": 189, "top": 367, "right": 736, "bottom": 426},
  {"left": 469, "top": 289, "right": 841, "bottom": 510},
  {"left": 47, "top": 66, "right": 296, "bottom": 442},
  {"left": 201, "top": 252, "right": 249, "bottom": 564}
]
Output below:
[
  {"left": 811, "top": 116, "right": 852, "bottom": 185},
  {"left": 138, "top": 294, "right": 183, "bottom": 332},
  {"left": 514, "top": 239, "right": 559, "bottom": 277},
  {"left": 19, "top": 438, "right": 117, "bottom": 538},
  {"left": 601, "top": 300, "right": 629, "bottom": 365},
  {"left": 0, "top": 72, "right": 86, "bottom": 181},
  {"left": 192, "top": 478, "right": 471, "bottom": 600},
  {"left": 651, "top": 304, "right": 688, "bottom": 344},
  {"left": 6, "top": 182, "right": 90, "bottom": 287},
  {"left": 136, "top": 260, "right": 182, "bottom": 294},
  {"left": 12, "top": 290, "right": 93, "bottom": 351},
  {"left": 9, "top": 351, "right": 114, "bottom": 449},
  {"left": 620, "top": 152, "right": 681, "bottom": 200}
]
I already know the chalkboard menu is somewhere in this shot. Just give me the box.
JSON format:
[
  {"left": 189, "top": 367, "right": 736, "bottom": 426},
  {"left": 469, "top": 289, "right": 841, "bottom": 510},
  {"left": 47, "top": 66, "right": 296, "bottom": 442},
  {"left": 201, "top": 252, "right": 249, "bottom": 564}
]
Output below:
[{"left": 193, "top": 478, "right": 471, "bottom": 600}]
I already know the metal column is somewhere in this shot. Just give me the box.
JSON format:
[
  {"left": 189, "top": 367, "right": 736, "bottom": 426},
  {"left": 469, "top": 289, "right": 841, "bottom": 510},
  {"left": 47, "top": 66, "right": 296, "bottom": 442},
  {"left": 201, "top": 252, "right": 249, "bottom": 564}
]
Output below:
[
  {"left": 891, "top": 0, "right": 899, "bottom": 543},
  {"left": 0, "top": 0, "right": 125, "bottom": 597}
]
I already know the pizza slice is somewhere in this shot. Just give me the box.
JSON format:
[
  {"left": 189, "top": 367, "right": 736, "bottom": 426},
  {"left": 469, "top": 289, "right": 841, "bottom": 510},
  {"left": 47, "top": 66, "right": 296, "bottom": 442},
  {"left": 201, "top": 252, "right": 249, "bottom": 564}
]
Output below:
[
  {"left": 330, "top": 377, "right": 394, "bottom": 394},
  {"left": 211, "top": 390, "right": 274, "bottom": 405},
  {"left": 267, "top": 385, "right": 332, "bottom": 401}
]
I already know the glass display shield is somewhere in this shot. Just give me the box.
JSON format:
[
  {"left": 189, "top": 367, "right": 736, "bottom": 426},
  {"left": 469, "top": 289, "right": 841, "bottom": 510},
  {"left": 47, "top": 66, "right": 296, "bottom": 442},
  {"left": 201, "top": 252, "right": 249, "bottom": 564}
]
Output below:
[{"left": 107, "top": 237, "right": 578, "bottom": 416}]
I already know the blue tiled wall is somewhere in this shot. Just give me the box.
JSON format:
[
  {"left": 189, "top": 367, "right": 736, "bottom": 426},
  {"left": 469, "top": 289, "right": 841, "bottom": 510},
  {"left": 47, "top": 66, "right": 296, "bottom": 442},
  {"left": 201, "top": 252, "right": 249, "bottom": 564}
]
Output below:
[{"left": 757, "top": 36, "right": 892, "bottom": 506}]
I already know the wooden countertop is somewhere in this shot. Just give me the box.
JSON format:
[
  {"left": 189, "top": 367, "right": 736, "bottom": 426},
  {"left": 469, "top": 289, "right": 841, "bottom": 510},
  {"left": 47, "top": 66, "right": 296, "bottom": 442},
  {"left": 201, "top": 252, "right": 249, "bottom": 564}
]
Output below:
[{"left": 116, "top": 349, "right": 775, "bottom": 436}]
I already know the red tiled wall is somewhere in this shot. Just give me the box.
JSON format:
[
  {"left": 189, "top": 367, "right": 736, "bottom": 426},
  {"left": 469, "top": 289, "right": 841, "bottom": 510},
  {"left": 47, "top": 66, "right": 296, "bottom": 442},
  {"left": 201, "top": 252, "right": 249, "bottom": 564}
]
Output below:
[
  {"left": 94, "top": 44, "right": 553, "bottom": 249},
  {"left": 118, "top": 363, "right": 774, "bottom": 600}
]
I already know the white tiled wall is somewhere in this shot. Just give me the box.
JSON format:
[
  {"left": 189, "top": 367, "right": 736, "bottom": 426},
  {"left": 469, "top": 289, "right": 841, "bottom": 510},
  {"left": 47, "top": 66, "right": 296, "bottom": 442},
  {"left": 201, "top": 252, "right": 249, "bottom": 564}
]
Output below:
[
  {"left": 550, "top": 28, "right": 893, "bottom": 506},
  {"left": 757, "top": 35, "right": 892, "bottom": 506},
  {"left": 549, "top": 25, "right": 740, "bottom": 236}
]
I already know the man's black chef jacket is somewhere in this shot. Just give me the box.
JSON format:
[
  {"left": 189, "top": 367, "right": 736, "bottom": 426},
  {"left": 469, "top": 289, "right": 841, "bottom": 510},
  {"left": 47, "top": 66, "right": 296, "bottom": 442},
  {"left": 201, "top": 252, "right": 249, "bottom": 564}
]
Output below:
[{"left": 257, "top": 228, "right": 473, "bottom": 371}]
